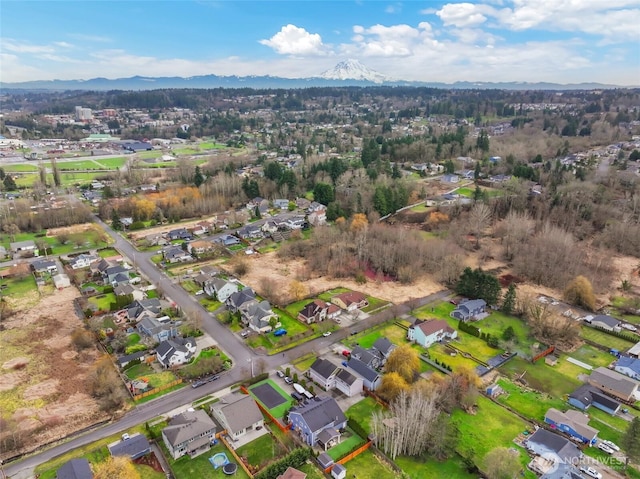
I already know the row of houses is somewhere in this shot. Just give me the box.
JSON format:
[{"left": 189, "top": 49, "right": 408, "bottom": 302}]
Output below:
[{"left": 296, "top": 291, "right": 368, "bottom": 324}]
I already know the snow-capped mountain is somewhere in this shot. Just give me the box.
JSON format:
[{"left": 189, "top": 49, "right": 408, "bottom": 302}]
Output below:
[{"left": 319, "top": 59, "right": 390, "bottom": 84}]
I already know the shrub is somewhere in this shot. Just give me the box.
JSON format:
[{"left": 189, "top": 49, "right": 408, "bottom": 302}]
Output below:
[
  {"left": 247, "top": 372, "right": 269, "bottom": 385},
  {"left": 71, "top": 327, "right": 95, "bottom": 350}
]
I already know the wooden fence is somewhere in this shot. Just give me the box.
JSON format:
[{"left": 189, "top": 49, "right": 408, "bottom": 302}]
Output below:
[
  {"left": 133, "top": 378, "right": 182, "bottom": 401},
  {"left": 219, "top": 434, "right": 255, "bottom": 478},
  {"left": 531, "top": 345, "right": 555, "bottom": 362},
  {"left": 240, "top": 385, "right": 292, "bottom": 433},
  {"left": 324, "top": 441, "right": 372, "bottom": 474}
]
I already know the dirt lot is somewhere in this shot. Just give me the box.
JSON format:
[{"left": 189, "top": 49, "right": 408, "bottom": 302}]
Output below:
[
  {"left": 0, "top": 287, "right": 112, "bottom": 459},
  {"left": 226, "top": 252, "right": 443, "bottom": 304}
]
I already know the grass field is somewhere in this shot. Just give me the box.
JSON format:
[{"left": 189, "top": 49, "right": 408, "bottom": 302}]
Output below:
[
  {"left": 94, "top": 157, "right": 127, "bottom": 168},
  {"left": 452, "top": 395, "right": 529, "bottom": 463},
  {"left": 3, "top": 164, "right": 39, "bottom": 172},
  {"left": 580, "top": 326, "right": 637, "bottom": 350},
  {"left": 496, "top": 378, "right": 566, "bottom": 421},
  {"left": 327, "top": 428, "right": 365, "bottom": 460},
  {"left": 124, "top": 363, "right": 177, "bottom": 388},
  {"left": 499, "top": 356, "right": 582, "bottom": 397},
  {"left": 395, "top": 454, "right": 479, "bottom": 479},
  {"left": 475, "top": 311, "right": 535, "bottom": 352},
  {"left": 339, "top": 449, "right": 398, "bottom": 479},
  {"left": 346, "top": 397, "right": 381, "bottom": 433},
  {"left": 88, "top": 292, "right": 116, "bottom": 311},
  {"left": 236, "top": 433, "right": 286, "bottom": 469},
  {"left": 0, "top": 273, "right": 37, "bottom": 298},
  {"left": 362, "top": 296, "right": 391, "bottom": 313},
  {"left": 343, "top": 321, "right": 409, "bottom": 350}
]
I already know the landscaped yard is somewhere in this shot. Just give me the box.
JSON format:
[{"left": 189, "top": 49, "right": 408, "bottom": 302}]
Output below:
[
  {"left": 499, "top": 356, "right": 581, "bottom": 397},
  {"left": 339, "top": 449, "right": 398, "bottom": 479},
  {"left": 124, "top": 363, "right": 177, "bottom": 388},
  {"left": 88, "top": 292, "right": 117, "bottom": 311},
  {"left": 0, "top": 273, "right": 37, "bottom": 298},
  {"left": 496, "top": 378, "right": 566, "bottom": 421},
  {"left": 580, "top": 326, "right": 637, "bottom": 350},
  {"left": 362, "top": 296, "right": 391, "bottom": 313},
  {"left": 236, "top": 433, "right": 286, "bottom": 469},
  {"left": 475, "top": 311, "right": 534, "bottom": 352},
  {"left": 164, "top": 441, "right": 251, "bottom": 479},
  {"left": 343, "top": 320, "right": 409, "bottom": 350},
  {"left": 248, "top": 378, "right": 295, "bottom": 419},
  {"left": 327, "top": 428, "right": 365, "bottom": 460},
  {"left": 395, "top": 454, "right": 479, "bottom": 479}
]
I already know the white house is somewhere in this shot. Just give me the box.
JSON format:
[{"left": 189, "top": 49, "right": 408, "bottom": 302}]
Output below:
[
  {"left": 614, "top": 357, "right": 640, "bottom": 381},
  {"left": 308, "top": 358, "right": 340, "bottom": 390},
  {"left": 407, "top": 319, "right": 457, "bottom": 348},
  {"left": 156, "top": 337, "right": 196, "bottom": 368},
  {"left": 204, "top": 278, "right": 238, "bottom": 303},
  {"left": 211, "top": 393, "right": 264, "bottom": 441},
  {"left": 69, "top": 253, "right": 98, "bottom": 269},
  {"left": 334, "top": 369, "right": 363, "bottom": 397}
]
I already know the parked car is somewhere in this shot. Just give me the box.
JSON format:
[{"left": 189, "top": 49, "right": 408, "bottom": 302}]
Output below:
[
  {"left": 322, "top": 331, "right": 332, "bottom": 337},
  {"left": 191, "top": 380, "right": 206, "bottom": 388},
  {"left": 273, "top": 328, "right": 287, "bottom": 337},
  {"left": 276, "top": 370, "right": 285, "bottom": 378},
  {"left": 579, "top": 466, "right": 602, "bottom": 479},
  {"left": 284, "top": 376, "right": 293, "bottom": 384},
  {"left": 341, "top": 350, "right": 351, "bottom": 357},
  {"left": 621, "top": 323, "right": 638, "bottom": 332},
  {"left": 597, "top": 443, "right": 614, "bottom": 455},
  {"left": 600, "top": 440, "right": 620, "bottom": 451},
  {"left": 291, "top": 392, "right": 303, "bottom": 402}
]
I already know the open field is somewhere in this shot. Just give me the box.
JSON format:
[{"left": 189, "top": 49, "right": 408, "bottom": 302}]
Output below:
[
  {"left": 0, "top": 287, "right": 113, "bottom": 459},
  {"left": 395, "top": 454, "right": 478, "bottom": 479},
  {"left": 580, "top": 326, "right": 637, "bottom": 350},
  {"left": 499, "top": 356, "right": 582, "bottom": 397}
]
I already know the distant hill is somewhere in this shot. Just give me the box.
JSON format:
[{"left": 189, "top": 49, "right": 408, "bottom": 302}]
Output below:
[{"left": 0, "top": 60, "right": 627, "bottom": 91}]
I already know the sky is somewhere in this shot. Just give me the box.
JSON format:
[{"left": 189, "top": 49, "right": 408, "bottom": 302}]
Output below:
[{"left": 1, "top": 0, "right": 639, "bottom": 85}]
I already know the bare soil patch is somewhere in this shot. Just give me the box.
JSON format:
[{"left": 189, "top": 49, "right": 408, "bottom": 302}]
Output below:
[
  {"left": 229, "top": 252, "right": 443, "bottom": 304},
  {"left": 0, "top": 287, "right": 113, "bottom": 459},
  {"left": 46, "top": 222, "right": 99, "bottom": 237}
]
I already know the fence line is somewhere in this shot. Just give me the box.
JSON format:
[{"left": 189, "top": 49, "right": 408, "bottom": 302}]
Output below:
[
  {"left": 323, "top": 441, "right": 372, "bottom": 474},
  {"left": 219, "top": 434, "right": 255, "bottom": 478},
  {"left": 240, "top": 385, "right": 292, "bottom": 433},
  {"left": 133, "top": 379, "right": 182, "bottom": 401}
]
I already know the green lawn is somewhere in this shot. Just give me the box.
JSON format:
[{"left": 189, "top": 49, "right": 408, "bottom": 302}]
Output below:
[
  {"left": 338, "top": 449, "right": 398, "bottom": 479},
  {"left": 0, "top": 273, "right": 37, "bottom": 298},
  {"left": 3, "top": 164, "right": 39, "bottom": 172},
  {"left": 496, "top": 378, "right": 566, "bottom": 421},
  {"left": 343, "top": 321, "right": 409, "bottom": 350},
  {"left": 126, "top": 333, "right": 141, "bottom": 347},
  {"left": 362, "top": 296, "right": 391, "bottom": 313},
  {"left": 248, "top": 378, "right": 295, "bottom": 419},
  {"left": 499, "top": 356, "right": 582, "bottom": 397},
  {"left": 236, "top": 433, "right": 286, "bottom": 469},
  {"left": 327, "top": 428, "right": 365, "bottom": 460},
  {"left": 346, "top": 397, "right": 382, "bottom": 434},
  {"left": 317, "top": 287, "right": 350, "bottom": 302},
  {"left": 124, "top": 363, "right": 177, "bottom": 388},
  {"left": 297, "top": 463, "right": 325, "bottom": 479},
  {"left": 88, "top": 292, "right": 116, "bottom": 311},
  {"left": 395, "top": 454, "right": 479, "bottom": 479},
  {"left": 292, "top": 353, "right": 318, "bottom": 372},
  {"left": 428, "top": 343, "right": 480, "bottom": 371},
  {"left": 570, "top": 344, "right": 616, "bottom": 367},
  {"left": 98, "top": 247, "right": 120, "bottom": 258},
  {"left": 580, "top": 326, "right": 636, "bottom": 350},
  {"left": 94, "top": 157, "right": 127, "bottom": 168},
  {"left": 452, "top": 395, "right": 530, "bottom": 464},
  {"left": 475, "top": 311, "right": 535, "bottom": 352}
]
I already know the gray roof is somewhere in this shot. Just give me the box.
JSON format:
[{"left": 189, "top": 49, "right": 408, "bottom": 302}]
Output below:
[
  {"left": 616, "top": 356, "right": 640, "bottom": 375},
  {"left": 57, "top": 458, "right": 93, "bottom": 479},
  {"left": 317, "top": 427, "right": 340, "bottom": 445},
  {"left": 156, "top": 337, "right": 194, "bottom": 360},
  {"left": 590, "top": 367, "right": 638, "bottom": 397},
  {"left": 214, "top": 394, "right": 263, "bottom": 434},
  {"left": 336, "top": 369, "right": 358, "bottom": 386},
  {"left": 310, "top": 358, "right": 340, "bottom": 379},
  {"left": 116, "top": 350, "right": 147, "bottom": 367},
  {"left": 569, "top": 384, "right": 620, "bottom": 411},
  {"left": 227, "top": 288, "right": 256, "bottom": 309},
  {"left": 526, "top": 429, "right": 581, "bottom": 463},
  {"left": 163, "top": 409, "right": 216, "bottom": 447},
  {"left": 317, "top": 452, "right": 334, "bottom": 468},
  {"left": 332, "top": 463, "right": 346, "bottom": 474},
  {"left": 347, "top": 357, "right": 380, "bottom": 382},
  {"left": 458, "top": 299, "right": 486, "bottom": 311},
  {"left": 32, "top": 259, "right": 56, "bottom": 271},
  {"left": 291, "top": 396, "right": 346, "bottom": 433},
  {"left": 592, "top": 315, "right": 620, "bottom": 328},
  {"left": 350, "top": 346, "right": 378, "bottom": 366},
  {"left": 108, "top": 433, "right": 150, "bottom": 459},
  {"left": 372, "top": 337, "right": 394, "bottom": 356}
]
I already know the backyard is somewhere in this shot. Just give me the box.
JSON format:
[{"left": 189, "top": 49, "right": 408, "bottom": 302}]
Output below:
[
  {"left": 499, "top": 356, "right": 582, "bottom": 398},
  {"left": 248, "top": 378, "right": 295, "bottom": 420},
  {"left": 124, "top": 363, "right": 177, "bottom": 389},
  {"left": 326, "top": 427, "right": 366, "bottom": 461},
  {"left": 236, "top": 433, "right": 286, "bottom": 470},
  {"left": 163, "top": 441, "right": 251, "bottom": 479},
  {"left": 339, "top": 449, "right": 398, "bottom": 479}
]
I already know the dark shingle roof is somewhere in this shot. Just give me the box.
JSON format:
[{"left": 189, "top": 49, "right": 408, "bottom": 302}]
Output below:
[
  {"left": 108, "top": 433, "right": 150, "bottom": 459},
  {"left": 310, "top": 358, "right": 339, "bottom": 379},
  {"left": 336, "top": 369, "right": 358, "bottom": 386},
  {"left": 291, "top": 396, "right": 346, "bottom": 433},
  {"left": 56, "top": 458, "right": 93, "bottom": 479},
  {"left": 347, "top": 357, "right": 380, "bottom": 382}
]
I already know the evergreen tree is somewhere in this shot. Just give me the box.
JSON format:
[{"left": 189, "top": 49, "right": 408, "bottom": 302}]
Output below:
[
  {"left": 392, "top": 162, "right": 402, "bottom": 179},
  {"left": 194, "top": 166, "right": 204, "bottom": 187},
  {"left": 254, "top": 205, "right": 261, "bottom": 219},
  {"left": 502, "top": 283, "right": 516, "bottom": 315},
  {"left": 621, "top": 417, "right": 640, "bottom": 465},
  {"left": 3, "top": 174, "right": 17, "bottom": 191},
  {"left": 456, "top": 267, "right": 501, "bottom": 306},
  {"left": 474, "top": 161, "right": 481, "bottom": 180},
  {"left": 111, "top": 209, "right": 122, "bottom": 231}
]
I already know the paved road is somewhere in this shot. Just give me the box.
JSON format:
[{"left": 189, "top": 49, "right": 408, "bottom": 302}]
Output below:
[{"left": 2, "top": 213, "right": 450, "bottom": 478}]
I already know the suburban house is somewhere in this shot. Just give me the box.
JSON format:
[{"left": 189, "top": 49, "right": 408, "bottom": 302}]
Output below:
[
  {"left": 371, "top": 337, "right": 396, "bottom": 362},
  {"left": 162, "top": 409, "right": 217, "bottom": 459},
  {"left": 350, "top": 346, "right": 382, "bottom": 370},
  {"left": 10, "top": 240, "right": 37, "bottom": 257},
  {"left": 156, "top": 337, "right": 197, "bottom": 368},
  {"left": 568, "top": 384, "right": 621, "bottom": 415},
  {"left": 163, "top": 245, "right": 192, "bottom": 264},
  {"left": 308, "top": 207, "right": 327, "bottom": 227},
  {"left": 56, "top": 458, "right": 93, "bottom": 479},
  {"left": 167, "top": 228, "right": 193, "bottom": 241},
  {"left": 524, "top": 429, "right": 582, "bottom": 467},
  {"left": 450, "top": 299, "right": 487, "bottom": 321},
  {"left": 331, "top": 291, "right": 368, "bottom": 312},
  {"left": 114, "top": 284, "right": 144, "bottom": 301},
  {"left": 31, "top": 259, "right": 57, "bottom": 274},
  {"left": 69, "top": 253, "right": 98, "bottom": 270},
  {"left": 334, "top": 369, "right": 363, "bottom": 397},
  {"left": 544, "top": 408, "right": 598, "bottom": 445},
  {"left": 309, "top": 358, "right": 341, "bottom": 390},
  {"left": 238, "top": 224, "right": 264, "bottom": 240},
  {"left": 288, "top": 396, "right": 347, "bottom": 448},
  {"left": 273, "top": 199, "right": 290, "bottom": 210},
  {"left": 442, "top": 173, "right": 460, "bottom": 183},
  {"left": 107, "top": 433, "right": 151, "bottom": 460},
  {"left": 204, "top": 278, "right": 238, "bottom": 302},
  {"left": 346, "top": 357, "right": 381, "bottom": 390},
  {"left": 589, "top": 314, "right": 621, "bottom": 332},
  {"left": 187, "top": 240, "right": 215, "bottom": 256},
  {"left": 408, "top": 319, "right": 458, "bottom": 348},
  {"left": 614, "top": 356, "right": 640, "bottom": 381},
  {"left": 588, "top": 367, "right": 639, "bottom": 402},
  {"left": 192, "top": 221, "right": 212, "bottom": 236},
  {"left": 137, "top": 316, "right": 178, "bottom": 343},
  {"left": 239, "top": 299, "right": 279, "bottom": 332},
  {"left": 261, "top": 220, "right": 280, "bottom": 235},
  {"left": 210, "top": 393, "right": 264, "bottom": 441},
  {"left": 216, "top": 234, "right": 241, "bottom": 247},
  {"left": 103, "top": 265, "right": 131, "bottom": 286},
  {"left": 297, "top": 299, "right": 340, "bottom": 324},
  {"left": 628, "top": 341, "right": 640, "bottom": 359},
  {"left": 226, "top": 288, "right": 257, "bottom": 312},
  {"left": 284, "top": 216, "right": 306, "bottom": 230},
  {"left": 127, "top": 298, "right": 162, "bottom": 322},
  {"left": 276, "top": 467, "right": 307, "bottom": 479}
]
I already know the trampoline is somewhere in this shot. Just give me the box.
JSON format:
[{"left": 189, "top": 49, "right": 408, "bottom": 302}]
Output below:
[
  {"left": 209, "top": 452, "right": 229, "bottom": 469},
  {"left": 251, "top": 382, "right": 286, "bottom": 409},
  {"left": 223, "top": 463, "right": 238, "bottom": 475}
]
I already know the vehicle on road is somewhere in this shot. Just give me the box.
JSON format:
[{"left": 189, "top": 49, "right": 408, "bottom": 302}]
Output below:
[
  {"left": 597, "top": 443, "right": 614, "bottom": 454},
  {"left": 191, "top": 380, "right": 206, "bottom": 388},
  {"left": 322, "top": 331, "right": 332, "bottom": 337},
  {"left": 342, "top": 350, "right": 351, "bottom": 357},
  {"left": 579, "top": 466, "right": 602, "bottom": 479},
  {"left": 350, "top": 330, "right": 358, "bottom": 336},
  {"left": 600, "top": 440, "right": 620, "bottom": 451}
]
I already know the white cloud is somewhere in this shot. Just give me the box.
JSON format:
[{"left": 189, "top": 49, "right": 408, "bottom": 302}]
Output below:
[
  {"left": 385, "top": 3, "right": 402, "bottom": 14},
  {"left": 67, "top": 33, "right": 112, "bottom": 43},
  {"left": 437, "top": 3, "right": 488, "bottom": 27},
  {"left": 344, "top": 23, "right": 433, "bottom": 57},
  {"left": 259, "top": 24, "right": 328, "bottom": 56},
  {"left": 1, "top": 38, "right": 56, "bottom": 54}
]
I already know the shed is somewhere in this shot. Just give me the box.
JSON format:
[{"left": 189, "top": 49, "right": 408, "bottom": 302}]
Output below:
[{"left": 331, "top": 463, "right": 347, "bottom": 479}]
